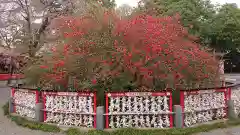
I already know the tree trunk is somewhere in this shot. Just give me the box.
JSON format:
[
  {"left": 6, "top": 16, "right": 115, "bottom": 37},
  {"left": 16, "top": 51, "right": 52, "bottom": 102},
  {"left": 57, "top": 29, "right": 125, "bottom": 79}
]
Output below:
[{"left": 7, "top": 57, "right": 13, "bottom": 85}]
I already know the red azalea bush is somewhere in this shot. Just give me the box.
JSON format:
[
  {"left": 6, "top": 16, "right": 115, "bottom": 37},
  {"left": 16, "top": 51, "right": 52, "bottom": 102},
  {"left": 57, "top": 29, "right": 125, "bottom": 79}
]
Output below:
[{"left": 25, "top": 11, "right": 221, "bottom": 91}]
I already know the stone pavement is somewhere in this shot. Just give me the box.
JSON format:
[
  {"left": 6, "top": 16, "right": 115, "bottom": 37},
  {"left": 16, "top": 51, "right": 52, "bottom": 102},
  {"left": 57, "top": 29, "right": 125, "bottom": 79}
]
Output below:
[
  {"left": 224, "top": 73, "right": 240, "bottom": 83},
  {"left": 0, "top": 86, "right": 240, "bottom": 135},
  {"left": 195, "top": 126, "right": 240, "bottom": 135}
]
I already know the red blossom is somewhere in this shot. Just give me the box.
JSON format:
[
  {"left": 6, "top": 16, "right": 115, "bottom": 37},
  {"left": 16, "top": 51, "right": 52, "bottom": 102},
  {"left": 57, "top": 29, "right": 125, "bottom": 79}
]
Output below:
[
  {"left": 38, "top": 12, "right": 220, "bottom": 89},
  {"left": 92, "top": 79, "right": 97, "bottom": 84},
  {"left": 40, "top": 65, "right": 48, "bottom": 69}
]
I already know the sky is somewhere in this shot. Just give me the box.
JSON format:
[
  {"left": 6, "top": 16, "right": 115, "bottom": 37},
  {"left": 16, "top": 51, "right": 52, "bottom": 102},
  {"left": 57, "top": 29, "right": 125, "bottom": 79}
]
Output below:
[
  {"left": 33, "top": 0, "right": 240, "bottom": 24},
  {"left": 115, "top": 0, "right": 140, "bottom": 7},
  {"left": 115, "top": 0, "right": 240, "bottom": 7}
]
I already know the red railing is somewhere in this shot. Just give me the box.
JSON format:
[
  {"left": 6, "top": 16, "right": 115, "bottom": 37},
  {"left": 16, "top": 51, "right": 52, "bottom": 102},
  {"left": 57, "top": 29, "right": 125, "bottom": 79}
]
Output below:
[
  {"left": 105, "top": 91, "right": 173, "bottom": 128},
  {"left": 0, "top": 74, "right": 24, "bottom": 80},
  {"left": 11, "top": 88, "right": 39, "bottom": 118},
  {"left": 180, "top": 88, "right": 229, "bottom": 127},
  {"left": 8, "top": 84, "right": 240, "bottom": 129},
  {"left": 42, "top": 91, "right": 97, "bottom": 128},
  {"left": 229, "top": 85, "right": 240, "bottom": 117}
]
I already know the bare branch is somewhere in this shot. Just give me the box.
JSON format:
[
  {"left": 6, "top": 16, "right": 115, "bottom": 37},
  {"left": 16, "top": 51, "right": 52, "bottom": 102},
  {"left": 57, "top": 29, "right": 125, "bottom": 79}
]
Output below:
[
  {"left": 0, "top": 0, "right": 80, "bottom": 57},
  {"left": 0, "top": 31, "right": 11, "bottom": 48},
  {"left": 16, "top": 0, "right": 26, "bottom": 12}
]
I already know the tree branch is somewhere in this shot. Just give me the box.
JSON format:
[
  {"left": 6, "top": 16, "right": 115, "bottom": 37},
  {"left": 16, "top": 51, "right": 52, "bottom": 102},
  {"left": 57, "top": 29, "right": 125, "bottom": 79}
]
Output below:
[
  {"left": 0, "top": 31, "right": 10, "bottom": 48},
  {"left": 33, "top": 17, "right": 49, "bottom": 49}
]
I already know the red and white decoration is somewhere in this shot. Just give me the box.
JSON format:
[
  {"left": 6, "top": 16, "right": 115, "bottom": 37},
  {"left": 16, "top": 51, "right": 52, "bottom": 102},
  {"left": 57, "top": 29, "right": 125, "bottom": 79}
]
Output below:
[
  {"left": 42, "top": 92, "right": 97, "bottom": 128},
  {"left": 230, "top": 86, "right": 240, "bottom": 116},
  {"left": 180, "top": 89, "right": 227, "bottom": 127},
  {"left": 105, "top": 92, "right": 173, "bottom": 128},
  {"left": 11, "top": 88, "right": 39, "bottom": 119}
]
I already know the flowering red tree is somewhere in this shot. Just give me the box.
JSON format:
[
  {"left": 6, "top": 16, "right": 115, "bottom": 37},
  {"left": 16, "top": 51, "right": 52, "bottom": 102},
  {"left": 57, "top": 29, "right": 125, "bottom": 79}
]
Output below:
[{"left": 26, "top": 11, "right": 221, "bottom": 91}]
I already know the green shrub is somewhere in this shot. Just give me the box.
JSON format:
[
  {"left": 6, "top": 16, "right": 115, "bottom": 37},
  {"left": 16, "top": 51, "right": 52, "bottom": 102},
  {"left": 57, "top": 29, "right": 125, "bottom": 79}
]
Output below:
[
  {"left": 9, "top": 115, "right": 61, "bottom": 132},
  {"left": 65, "top": 128, "right": 84, "bottom": 135},
  {"left": 2, "top": 101, "right": 9, "bottom": 116},
  {"left": 88, "top": 130, "right": 110, "bottom": 135},
  {"left": 65, "top": 120, "right": 240, "bottom": 135}
]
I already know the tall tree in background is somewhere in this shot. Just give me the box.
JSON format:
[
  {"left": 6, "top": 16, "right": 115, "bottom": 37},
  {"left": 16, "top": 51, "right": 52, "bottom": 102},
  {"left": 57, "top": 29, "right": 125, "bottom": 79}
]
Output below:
[
  {"left": 0, "top": 13, "right": 23, "bottom": 49},
  {"left": 205, "top": 3, "right": 240, "bottom": 52},
  {"left": 98, "top": 0, "right": 116, "bottom": 9},
  {"left": 141, "top": 0, "right": 240, "bottom": 52},
  {"left": 0, "top": 0, "right": 89, "bottom": 57},
  {"left": 116, "top": 4, "right": 133, "bottom": 18},
  {"left": 141, "top": 0, "right": 216, "bottom": 36}
]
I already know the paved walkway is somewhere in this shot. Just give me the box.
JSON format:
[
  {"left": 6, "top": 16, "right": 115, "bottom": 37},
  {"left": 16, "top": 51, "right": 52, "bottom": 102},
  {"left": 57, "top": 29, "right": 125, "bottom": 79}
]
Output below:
[
  {"left": 0, "top": 86, "right": 240, "bottom": 135},
  {"left": 224, "top": 73, "right": 240, "bottom": 83},
  {"left": 195, "top": 126, "right": 240, "bottom": 135}
]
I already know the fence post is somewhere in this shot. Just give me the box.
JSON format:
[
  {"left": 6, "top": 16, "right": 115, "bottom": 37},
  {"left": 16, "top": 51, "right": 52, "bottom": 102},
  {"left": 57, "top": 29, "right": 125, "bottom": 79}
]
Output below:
[
  {"left": 227, "top": 100, "right": 237, "bottom": 120},
  {"left": 96, "top": 106, "right": 104, "bottom": 130},
  {"left": 35, "top": 103, "right": 44, "bottom": 122},
  {"left": 174, "top": 105, "right": 183, "bottom": 128},
  {"left": 9, "top": 97, "right": 14, "bottom": 113}
]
